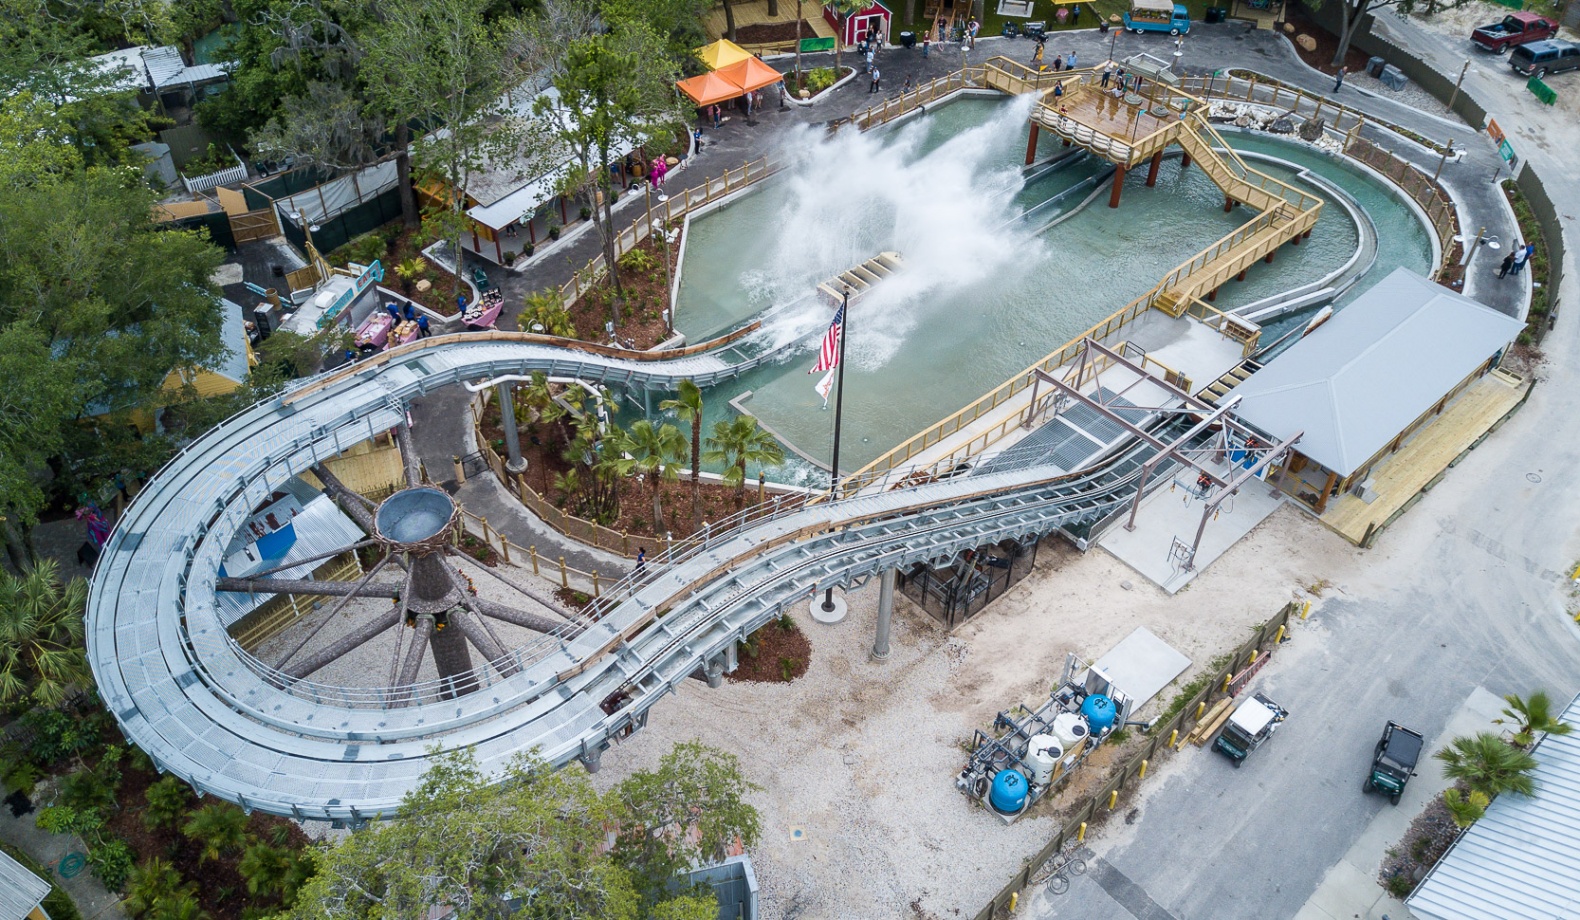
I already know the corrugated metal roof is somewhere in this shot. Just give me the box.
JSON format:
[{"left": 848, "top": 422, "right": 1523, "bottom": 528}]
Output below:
[
  {"left": 215, "top": 491, "right": 366, "bottom": 626},
  {"left": 141, "top": 46, "right": 189, "bottom": 89},
  {"left": 0, "top": 849, "right": 50, "bottom": 919},
  {"left": 1225, "top": 268, "right": 1523, "bottom": 477},
  {"left": 1408, "top": 693, "right": 1580, "bottom": 920}
]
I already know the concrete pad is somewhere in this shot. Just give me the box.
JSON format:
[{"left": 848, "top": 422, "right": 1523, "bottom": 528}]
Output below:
[
  {"left": 809, "top": 592, "right": 848, "bottom": 624},
  {"left": 1292, "top": 687, "right": 1506, "bottom": 920},
  {"left": 1097, "top": 460, "right": 1285, "bottom": 593},
  {"left": 1092, "top": 626, "right": 1192, "bottom": 709}
]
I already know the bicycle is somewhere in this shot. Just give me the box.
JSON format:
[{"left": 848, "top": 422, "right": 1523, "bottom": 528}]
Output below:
[{"left": 1029, "top": 842, "right": 1094, "bottom": 895}]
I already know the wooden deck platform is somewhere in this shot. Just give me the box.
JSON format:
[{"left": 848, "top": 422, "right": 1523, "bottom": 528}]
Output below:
[{"left": 1319, "top": 372, "right": 1529, "bottom": 545}]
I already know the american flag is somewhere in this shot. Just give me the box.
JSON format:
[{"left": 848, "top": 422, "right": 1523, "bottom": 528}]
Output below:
[{"left": 809, "top": 303, "right": 845, "bottom": 375}]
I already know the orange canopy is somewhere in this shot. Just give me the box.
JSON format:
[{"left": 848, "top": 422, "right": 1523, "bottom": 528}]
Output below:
[
  {"left": 677, "top": 56, "right": 785, "bottom": 106},
  {"left": 715, "top": 57, "right": 785, "bottom": 95}
]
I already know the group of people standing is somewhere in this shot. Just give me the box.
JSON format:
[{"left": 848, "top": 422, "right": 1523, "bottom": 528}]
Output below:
[
  {"left": 1030, "top": 37, "right": 1077, "bottom": 73},
  {"left": 1498, "top": 242, "right": 1537, "bottom": 278}
]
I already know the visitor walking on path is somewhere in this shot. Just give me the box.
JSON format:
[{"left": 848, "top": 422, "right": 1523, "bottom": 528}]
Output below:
[
  {"left": 1333, "top": 66, "right": 1346, "bottom": 92},
  {"left": 923, "top": 36, "right": 930, "bottom": 57},
  {"left": 870, "top": 67, "right": 881, "bottom": 93},
  {"left": 1512, "top": 241, "right": 1532, "bottom": 274},
  {"left": 1033, "top": 43, "right": 1044, "bottom": 65},
  {"left": 1500, "top": 251, "right": 1517, "bottom": 278},
  {"left": 635, "top": 547, "right": 646, "bottom": 573},
  {"left": 1101, "top": 66, "right": 1114, "bottom": 87},
  {"left": 1067, "top": 51, "right": 1078, "bottom": 69},
  {"left": 866, "top": 47, "right": 875, "bottom": 73}
]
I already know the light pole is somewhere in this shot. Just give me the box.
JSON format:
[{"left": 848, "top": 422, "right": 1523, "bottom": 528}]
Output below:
[
  {"left": 1432, "top": 138, "right": 1455, "bottom": 185},
  {"left": 1446, "top": 60, "right": 1470, "bottom": 114}
]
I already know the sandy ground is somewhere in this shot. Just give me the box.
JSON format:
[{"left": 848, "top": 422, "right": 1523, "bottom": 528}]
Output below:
[
  {"left": 1401, "top": 2, "right": 1580, "bottom": 119},
  {"left": 583, "top": 503, "right": 1358, "bottom": 919}
]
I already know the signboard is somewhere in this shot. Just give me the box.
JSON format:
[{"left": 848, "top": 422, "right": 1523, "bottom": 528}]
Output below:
[
  {"left": 1486, "top": 118, "right": 1504, "bottom": 145},
  {"left": 318, "top": 259, "right": 384, "bottom": 329},
  {"left": 798, "top": 36, "right": 836, "bottom": 52},
  {"left": 1486, "top": 118, "right": 1517, "bottom": 166}
]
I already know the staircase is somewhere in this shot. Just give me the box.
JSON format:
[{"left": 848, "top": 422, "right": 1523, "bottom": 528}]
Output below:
[{"left": 1196, "top": 358, "right": 1265, "bottom": 405}]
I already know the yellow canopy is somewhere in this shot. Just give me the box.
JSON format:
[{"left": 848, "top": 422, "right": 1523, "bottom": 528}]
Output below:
[{"left": 696, "top": 39, "right": 753, "bottom": 71}]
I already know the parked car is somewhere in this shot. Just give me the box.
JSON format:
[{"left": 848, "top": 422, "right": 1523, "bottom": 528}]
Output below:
[
  {"left": 1511, "top": 40, "right": 1580, "bottom": 78},
  {"left": 1472, "top": 12, "right": 1558, "bottom": 54},
  {"left": 1213, "top": 692, "right": 1287, "bottom": 767},
  {"left": 1123, "top": 0, "right": 1190, "bottom": 35},
  {"left": 1362, "top": 722, "right": 1423, "bottom": 806}
]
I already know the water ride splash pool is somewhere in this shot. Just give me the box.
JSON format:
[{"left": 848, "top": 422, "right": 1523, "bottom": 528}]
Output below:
[{"left": 668, "top": 95, "right": 1431, "bottom": 480}]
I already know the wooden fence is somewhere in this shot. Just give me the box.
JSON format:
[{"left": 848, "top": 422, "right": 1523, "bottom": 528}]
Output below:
[
  {"left": 1344, "top": 137, "right": 1458, "bottom": 275},
  {"left": 849, "top": 66, "right": 989, "bottom": 131},
  {"left": 971, "top": 601, "right": 1301, "bottom": 920}
]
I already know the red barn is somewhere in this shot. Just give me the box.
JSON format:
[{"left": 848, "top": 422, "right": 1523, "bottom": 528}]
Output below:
[{"left": 824, "top": 1, "right": 893, "bottom": 47}]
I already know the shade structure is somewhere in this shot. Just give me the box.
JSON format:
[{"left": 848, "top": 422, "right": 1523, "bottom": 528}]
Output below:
[
  {"left": 677, "top": 57, "right": 785, "bottom": 106},
  {"left": 713, "top": 57, "right": 786, "bottom": 95},
  {"left": 677, "top": 70, "right": 748, "bottom": 106},
  {"left": 696, "top": 39, "right": 753, "bottom": 71}
]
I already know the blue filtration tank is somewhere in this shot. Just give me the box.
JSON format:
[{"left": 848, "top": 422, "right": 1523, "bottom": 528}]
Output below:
[
  {"left": 1081, "top": 694, "right": 1117, "bottom": 735},
  {"left": 989, "top": 769, "right": 1028, "bottom": 813}
]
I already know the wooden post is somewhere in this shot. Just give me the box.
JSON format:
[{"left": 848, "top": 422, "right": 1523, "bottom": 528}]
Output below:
[
  {"left": 452, "top": 455, "right": 466, "bottom": 484},
  {"left": 1109, "top": 163, "right": 1127, "bottom": 209},
  {"left": 592, "top": 571, "right": 601, "bottom": 597},
  {"left": 530, "top": 545, "right": 540, "bottom": 575},
  {"left": 1145, "top": 150, "right": 1163, "bottom": 187},
  {"left": 480, "top": 517, "right": 492, "bottom": 547},
  {"left": 1180, "top": 149, "right": 1192, "bottom": 170},
  {"left": 1025, "top": 121, "right": 1040, "bottom": 166},
  {"left": 622, "top": 531, "right": 630, "bottom": 555},
  {"left": 559, "top": 556, "right": 569, "bottom": 588},
  {"left": 1224, "top": 195, "right": 1234, "bottom": 212},
  {"left": 1235, "top": 269, "right": 1247, "bottom": 281},
  {"left": 1264, "top": 250, "right": 1276, "bottom": 264}
]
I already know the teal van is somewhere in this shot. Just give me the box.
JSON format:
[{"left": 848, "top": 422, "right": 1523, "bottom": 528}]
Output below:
[{"left": 1123, "top": 0, "right": 1191, "bottom": 35}]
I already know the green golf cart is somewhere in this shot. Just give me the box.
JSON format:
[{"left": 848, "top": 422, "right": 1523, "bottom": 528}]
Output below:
[{"left": 1363, "top": 721, "right": 1423, "bottom": 805}]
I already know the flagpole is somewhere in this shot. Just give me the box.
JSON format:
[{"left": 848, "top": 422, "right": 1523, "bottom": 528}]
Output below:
[{"left": 822, "top": 288, "right": 849, "bottom": 615}]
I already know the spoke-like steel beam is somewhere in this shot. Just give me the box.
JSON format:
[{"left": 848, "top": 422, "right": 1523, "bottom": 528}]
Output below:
[
  {"left": 227, "top": 540, "right": 379, "bottom": 581},
  {"left": 395, "top": 422, "right": 422, "bottom": 487},
  {"left": 284, "top": 607, "right": 404, "bottom": 679},
  {"left": 394, "top": 616, "right": 435, "bottom": 699},
  {"left": 444, "top": 546, "right": 574, "bottom": 621},
  {"left": 218, "top": 577, "right": 401, "bottom": 599},
  {"left": 313, "top": 463, "right": 376, "bottom": 531},
  {"left": 471, "top": 597, "right": 578, "bottom": 637},
  {"left": 271, "top": 557, "right": 393, "bottom": 669}
]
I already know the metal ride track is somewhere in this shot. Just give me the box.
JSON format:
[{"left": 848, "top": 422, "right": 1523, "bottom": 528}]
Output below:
[{"left": 87, "top": 334, "right": 1177, "bottom": 821}]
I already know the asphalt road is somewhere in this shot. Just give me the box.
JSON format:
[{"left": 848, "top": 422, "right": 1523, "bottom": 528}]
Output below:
[{"left": 1032, "top": 16, "right": 1580, "bottom": 919}]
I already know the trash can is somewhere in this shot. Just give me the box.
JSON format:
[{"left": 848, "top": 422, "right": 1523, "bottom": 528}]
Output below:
[
  {"left": 1379, "top": 64, "right": 1409, "bottom": 91},
  {"left": 1205, "top": 7, "right": 1226, "bottom": 23},
  {"left": 900, "top": 30, "right": 916, "bottom": 48},
  {"left": 1367, "top": 56, "right": 1387, "bottom": 78}
]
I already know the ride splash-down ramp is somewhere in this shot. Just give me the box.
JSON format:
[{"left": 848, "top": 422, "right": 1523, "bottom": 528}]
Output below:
[{"left": 87, "top": 329, "right": 1186, "bottom": 821}]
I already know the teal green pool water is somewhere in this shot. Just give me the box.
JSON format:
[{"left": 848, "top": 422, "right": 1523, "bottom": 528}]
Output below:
[{"left": 660, "top": 96, "right": 1431, "bottom": 485}]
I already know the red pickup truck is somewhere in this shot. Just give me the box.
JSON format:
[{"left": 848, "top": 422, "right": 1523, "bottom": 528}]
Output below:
[{"left": 1472, "top": 12, "right": 1559, "bottom": 54}]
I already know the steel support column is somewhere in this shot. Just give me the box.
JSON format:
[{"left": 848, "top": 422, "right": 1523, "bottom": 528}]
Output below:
[{"left": 873, "top": 567, "right": 895, "bottom": 660}]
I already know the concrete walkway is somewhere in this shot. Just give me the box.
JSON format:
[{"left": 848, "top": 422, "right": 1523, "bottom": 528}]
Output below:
[{"left": 0, "top": 810, "right": 126, "bottom": 919}]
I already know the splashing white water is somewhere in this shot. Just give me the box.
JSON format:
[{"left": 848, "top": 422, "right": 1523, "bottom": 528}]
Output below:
[{"left": 753, "top": 94, "right": 1046, "bottom": 368}]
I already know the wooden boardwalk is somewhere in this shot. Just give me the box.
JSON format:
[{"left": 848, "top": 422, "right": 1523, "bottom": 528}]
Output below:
[
  {"left": 702, "top": 0, "right": 835, "bottom": 47},
  {"left": 1320, "top": 372, "right": 1528, "bottom": 544}
]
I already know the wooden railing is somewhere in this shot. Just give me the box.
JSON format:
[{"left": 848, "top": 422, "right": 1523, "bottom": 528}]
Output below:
[
  {"left": 1180, "top": 72, "right": 1369, "bottom": 150},
  {"left": 1344, "top": 136, "right": 1458, "bottom": 276},
  {"left": 558, "top": 157, "right": 777, "bottom": 308},
  {"left": 1181, "top": 298, "right": 1263, "bottom": 357},
  {"left": 851, "top": 66, "right": 988, "bottom": 131}
]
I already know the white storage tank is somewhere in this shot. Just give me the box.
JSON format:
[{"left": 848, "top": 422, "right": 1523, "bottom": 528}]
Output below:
[
  {"left": 1024, "top": 735, "right": 1063, "bottom": 786},
  {"left": 1052, "top": 712, "right": 1090, "bottom": 750}
]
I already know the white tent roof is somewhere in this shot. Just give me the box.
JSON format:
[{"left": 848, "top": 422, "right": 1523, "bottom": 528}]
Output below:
[
  {"left": 1408, "top": 693, "right": 1580, "bottom": 920},
  {"left": 1225, "top": 268, "right": 1523, "bottom": 477}
]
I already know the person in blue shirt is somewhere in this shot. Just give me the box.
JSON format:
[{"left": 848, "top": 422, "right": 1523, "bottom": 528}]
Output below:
[
  {"left": 385, "top": 302, "right": 400, "bottom": 320},
  {"left": 403, "top": 303, "right": 416, "bottom": 321},
  {"left": 417, "top": 315, "right": 431, "bottom": 337}
]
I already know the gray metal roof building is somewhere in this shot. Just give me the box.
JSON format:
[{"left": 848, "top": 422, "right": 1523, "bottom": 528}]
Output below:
[
  {"left": 1408, "top": 693, "right": 1580, "bottom": 920},
  {"left": 0, "top": 850, "right": 51, "bottom": 920},
  {"left": 1226, "top": 268, "right": 1523, "bottom": 478}
]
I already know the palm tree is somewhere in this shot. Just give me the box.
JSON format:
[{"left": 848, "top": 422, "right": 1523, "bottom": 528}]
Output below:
[
  {"left": 393, "top": 257, "right": 427, "bottom": 294},
  {"left": 1495, "top": 690, "right": 1573, "bottom": 749},
  {"left": 1434, "top": 731, "right": 1538, "bottom": 799},
  {"left": 124, "top": 858, "right": 184, "bottom": 917},
  {"left": 143, "top": 775, "right": 192, "bottom": 831},
  {"left": 238, "top": 839, "right": 294, "bottom": 898},
  {"left": 611, "top": 420, "right": 687, "bottom": 530},
  {"left": 703, "top": 415, "right": 786, "bottom": 510},
  {"left": 660, "top": 380, "right": 705, "bottom": 532},
  {"left": 182, "top": 803, "right": 250, "bottom": 863},
  {"left": 147, "top": 890, "right": 210, "bottom": 920},
  {"left": 0, "top": 559, "right": 91, "bottom": 707},
  {"left": 1442, "top": 787, "right": 1489, "bottom": 829}
]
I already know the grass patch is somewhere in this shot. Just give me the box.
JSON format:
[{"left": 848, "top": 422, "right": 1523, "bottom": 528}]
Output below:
[
  {"left": 1500, "top": 178, "right": 1551, "bottom": 345},
  {"left": 1148, "top": 651, "right": 1235, "bottom": 733}
]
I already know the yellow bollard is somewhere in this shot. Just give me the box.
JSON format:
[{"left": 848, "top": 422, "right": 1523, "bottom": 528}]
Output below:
[
  {"left": 1300, "top": 599, "right": 1312, "bottom": 620},
  {"left": 1108, "top": 790, "right": 1119, "bottom": 810},
  {"left": 1168, "top": 729, "right": 1178, "bottom": 748},
  {"left": 1249, "top": 649, "right": 1259, "bottom": 664},
  {"left": 1222, "top": 673, "right": 1232, "bottom": 693},
  {"left": 1139, "top": 759, "right": 1149, "bottom": 779},
  {"left": 1195, "top": 701, "right": 1206, "bottom": 719},
  {"left": 1009, "top": 892, "right": 1018, "bottom": 912},
  {"left": 1077, "top": 822, "right": 1087, "bottom": 842},
  {"left": 1274, "top": 624, "right": 1285, "bottom": 644}
]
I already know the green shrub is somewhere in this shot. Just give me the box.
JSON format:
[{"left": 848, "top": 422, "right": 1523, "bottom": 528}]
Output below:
[
  {"left": 88, "top": 838, "right": 135, "bottom": 892},
  {"left": 776, "top": 612, "right": 797, "bottom": 633},
  {"left": 778, "top": 656, "right": 798, "bottom": 682},
  {"left": 1385, "top": 873, "right": 1413, "bottom": 899},
  {"left": 806, "top": 67, "right": 837, "bottom": 94},
  {"left": 143, "top": 775, "right": 193, "bottom": 831},
  {"left": 618, "top": 248, "right": 658, "bottom": 273}
]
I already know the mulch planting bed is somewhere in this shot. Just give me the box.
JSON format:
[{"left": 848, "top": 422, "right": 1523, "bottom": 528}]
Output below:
[
  {"left": 728, "top": 618, "right": 811, "bottom": 683},
  {"left": 1379, "top": 788, "right": 1461, "bottom": 898},
  {"left": 1281, "top": 5, "right": 1372, "bottom": 78},
  {"left": 480, "top": 399, "right": 774, "bottom": 542},
  {"left": 565, "top": 227, "right": 682, "bottom": 350},
  {"left": 735, "top": 21, "right": 819, "bottom": 44}
]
